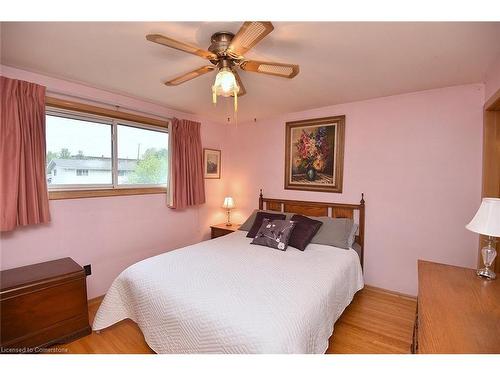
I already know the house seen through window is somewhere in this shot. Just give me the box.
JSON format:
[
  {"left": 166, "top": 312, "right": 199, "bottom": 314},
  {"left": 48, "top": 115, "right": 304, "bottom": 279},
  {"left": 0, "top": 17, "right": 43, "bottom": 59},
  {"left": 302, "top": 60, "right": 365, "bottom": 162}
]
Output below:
[{"left": 46, "top": 111, "right": 168, "bottom": 189}]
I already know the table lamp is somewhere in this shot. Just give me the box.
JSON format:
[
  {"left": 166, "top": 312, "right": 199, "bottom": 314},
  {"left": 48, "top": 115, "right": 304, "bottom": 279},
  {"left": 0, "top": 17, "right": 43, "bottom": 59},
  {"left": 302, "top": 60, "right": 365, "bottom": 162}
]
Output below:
[
  {"left": 222, "top": 197, "right": 235, "bottom": 226},
  {"left": 466, "top": 198, "right": 500, "bottom": 280}
]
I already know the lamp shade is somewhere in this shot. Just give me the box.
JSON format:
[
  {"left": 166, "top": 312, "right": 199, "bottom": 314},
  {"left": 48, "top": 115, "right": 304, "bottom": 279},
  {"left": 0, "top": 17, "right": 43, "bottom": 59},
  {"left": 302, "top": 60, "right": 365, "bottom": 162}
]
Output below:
[
  {"left": 466, "top": 198, "right": 500, "bottom": 237},
  {"left": 222, "top": 197, "right": 235, "bottom": 209},
  {"left": 212, "top": 68, "right": 239, "bottom": 98}
]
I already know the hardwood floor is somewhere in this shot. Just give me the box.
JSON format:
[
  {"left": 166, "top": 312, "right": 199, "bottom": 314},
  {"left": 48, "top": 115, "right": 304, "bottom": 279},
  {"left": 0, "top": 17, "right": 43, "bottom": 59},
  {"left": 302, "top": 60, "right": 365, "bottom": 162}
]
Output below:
[
  {"left": 327, "top": 286, "right": 417, "bottom": 353},
  {"left": 54, "top": 286, "right": 417, "bottom": 354}
]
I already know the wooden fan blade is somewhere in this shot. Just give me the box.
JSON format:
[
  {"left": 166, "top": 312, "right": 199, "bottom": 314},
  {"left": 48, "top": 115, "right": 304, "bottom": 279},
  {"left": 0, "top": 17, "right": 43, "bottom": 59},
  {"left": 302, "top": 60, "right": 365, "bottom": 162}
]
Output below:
[
  {"left": 227, "top": 22, "right": 274, "bottom": 58},
  {"left": 165, "top": 66, "right": 215, "bottom": 86},
  {"left": 146, "top": 34, "right": 217, "bottom": 60},
  {"left": 240, "top": 60, "right": 299, "bottom": 78},
  {"left": 232, "top": 70, "right": 246, "bottom": 97}
]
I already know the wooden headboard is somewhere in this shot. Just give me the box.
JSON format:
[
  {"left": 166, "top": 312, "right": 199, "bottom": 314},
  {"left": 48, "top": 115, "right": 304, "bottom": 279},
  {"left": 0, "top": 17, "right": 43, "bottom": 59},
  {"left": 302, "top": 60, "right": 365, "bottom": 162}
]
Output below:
[{"left": 258, "top": 190, "right": 366, "bottom": 267}]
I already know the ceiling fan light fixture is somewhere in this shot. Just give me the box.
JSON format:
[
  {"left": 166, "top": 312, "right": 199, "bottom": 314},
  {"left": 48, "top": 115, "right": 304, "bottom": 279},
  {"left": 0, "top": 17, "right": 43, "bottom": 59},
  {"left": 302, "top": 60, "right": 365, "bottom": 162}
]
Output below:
[
  {"left": 213, "top": 67, "right": 239, "bottom": 98},
  {"left": 212, "top": 67, "right": 240, "bottom": 111}
]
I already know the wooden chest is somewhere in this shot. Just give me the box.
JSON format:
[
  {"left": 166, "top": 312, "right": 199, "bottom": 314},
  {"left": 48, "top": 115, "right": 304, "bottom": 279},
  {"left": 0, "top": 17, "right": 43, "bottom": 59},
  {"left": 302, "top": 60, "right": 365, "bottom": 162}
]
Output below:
[{"left": 0, "top": 257, "right": 91, "bottom": 352}]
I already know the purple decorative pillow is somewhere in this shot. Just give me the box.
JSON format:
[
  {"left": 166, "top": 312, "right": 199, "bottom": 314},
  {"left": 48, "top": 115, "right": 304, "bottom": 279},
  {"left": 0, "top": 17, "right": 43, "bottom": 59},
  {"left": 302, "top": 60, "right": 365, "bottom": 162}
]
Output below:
[
  {"left": 288, "top": 214, "right": 323, "bottom": 251},
  {"left": 250, "top": 219, "right": 297, "bottom": 251},
  {"left": 246, "top": 211, "right": 286, "bottom": 238}
]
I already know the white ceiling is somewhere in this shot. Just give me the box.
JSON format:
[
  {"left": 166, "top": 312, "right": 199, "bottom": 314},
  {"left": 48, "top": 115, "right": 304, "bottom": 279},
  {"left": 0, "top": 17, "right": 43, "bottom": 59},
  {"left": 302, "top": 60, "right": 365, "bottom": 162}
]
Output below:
[{"left": 2, "top": 22, "right": 500, "bottom": 123}]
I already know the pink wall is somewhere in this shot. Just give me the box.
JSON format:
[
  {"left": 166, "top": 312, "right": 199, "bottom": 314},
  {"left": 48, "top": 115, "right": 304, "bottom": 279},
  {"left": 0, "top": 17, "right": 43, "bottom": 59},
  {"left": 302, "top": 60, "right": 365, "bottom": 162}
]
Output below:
[
  {"left": 225, "top": 84, "right": 484, "bottom": 296},
  {"left": 0, "top": 66, "right": 229, "bottom": 298},
  {"left": 0, "top": 64, "right": 486, "bottom": 298},
  {"left": 485, "top": 53, "right": 500, "bottom": 103}
]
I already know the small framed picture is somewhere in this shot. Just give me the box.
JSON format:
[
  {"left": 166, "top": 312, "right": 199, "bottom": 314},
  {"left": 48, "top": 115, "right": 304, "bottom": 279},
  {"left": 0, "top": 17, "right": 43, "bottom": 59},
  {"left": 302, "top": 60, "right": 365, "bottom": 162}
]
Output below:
[{"left": 203, "top": 148, "right": 221, "bottom": 179}]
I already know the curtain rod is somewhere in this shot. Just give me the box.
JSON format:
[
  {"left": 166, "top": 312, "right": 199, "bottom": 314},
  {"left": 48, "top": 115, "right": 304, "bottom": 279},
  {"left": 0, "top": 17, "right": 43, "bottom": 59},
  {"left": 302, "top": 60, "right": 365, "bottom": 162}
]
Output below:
[{"left": 46, "top": 89, "right": 173, "bottom": 122}]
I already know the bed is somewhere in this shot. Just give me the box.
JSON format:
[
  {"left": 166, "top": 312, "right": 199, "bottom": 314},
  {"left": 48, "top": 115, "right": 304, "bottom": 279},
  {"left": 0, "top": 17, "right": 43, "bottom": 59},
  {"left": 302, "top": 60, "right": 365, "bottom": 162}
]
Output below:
[{"left": 92, "top": 192, "right": 366, "bottom": 354}]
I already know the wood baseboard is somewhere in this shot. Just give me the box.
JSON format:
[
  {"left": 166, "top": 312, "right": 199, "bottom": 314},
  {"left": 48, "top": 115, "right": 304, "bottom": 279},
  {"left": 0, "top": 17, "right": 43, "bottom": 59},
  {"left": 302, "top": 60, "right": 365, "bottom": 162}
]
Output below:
[
  {"left": 363, "top": 284, "right": 416, "bottom": 301},
  {"left": 88, "top": 295, "right": 104, "bottom": 307}
]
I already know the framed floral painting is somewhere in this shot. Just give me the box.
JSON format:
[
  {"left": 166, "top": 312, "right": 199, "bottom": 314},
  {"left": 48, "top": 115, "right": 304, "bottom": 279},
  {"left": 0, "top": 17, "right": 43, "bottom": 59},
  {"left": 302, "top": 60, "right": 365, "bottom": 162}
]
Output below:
[
  {"left": 284, "top": 116, "right": 345, "bottom": 193},
  {"left": 203, "top": 148, "right": 221, "bottom": 179}
]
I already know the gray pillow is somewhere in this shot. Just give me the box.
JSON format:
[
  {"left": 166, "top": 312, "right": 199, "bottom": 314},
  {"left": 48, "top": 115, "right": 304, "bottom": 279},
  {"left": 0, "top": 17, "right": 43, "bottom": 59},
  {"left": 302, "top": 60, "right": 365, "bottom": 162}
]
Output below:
[
  {"left": 352, "top": 242, "right": 362, "bottom": 260},
  {"left": 310, "top": 217, "right": 358, "bottom": 250},
  {"left": 347, "top": 222, "right": 359, "bottom": 248},
  {"left": 239, "top": 209, "right": 295, "bottom": 231},
  {"left": 250, "top": 219, "right": 297, "bottom": 251}
]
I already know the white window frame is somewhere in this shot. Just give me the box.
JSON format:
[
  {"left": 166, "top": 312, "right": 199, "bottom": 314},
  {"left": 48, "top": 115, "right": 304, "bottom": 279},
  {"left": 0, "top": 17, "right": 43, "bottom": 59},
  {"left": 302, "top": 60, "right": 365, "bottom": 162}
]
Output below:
[{"left": 46, "top": 107, "right": 169, "bottom": 192}]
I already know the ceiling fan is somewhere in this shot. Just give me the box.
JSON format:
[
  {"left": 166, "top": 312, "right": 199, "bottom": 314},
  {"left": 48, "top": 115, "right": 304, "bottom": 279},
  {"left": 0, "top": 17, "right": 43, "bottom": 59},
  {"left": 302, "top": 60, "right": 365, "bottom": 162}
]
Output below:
[{"left": 146, "top": 21, "right": 299, "bottom": 111}]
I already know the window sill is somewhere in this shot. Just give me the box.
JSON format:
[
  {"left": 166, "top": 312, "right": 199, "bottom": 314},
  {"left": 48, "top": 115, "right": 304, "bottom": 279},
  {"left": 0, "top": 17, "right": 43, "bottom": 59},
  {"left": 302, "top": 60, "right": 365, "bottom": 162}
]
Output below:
[{"left": 48, "top": 187, "right": 167, "bottom": 200}]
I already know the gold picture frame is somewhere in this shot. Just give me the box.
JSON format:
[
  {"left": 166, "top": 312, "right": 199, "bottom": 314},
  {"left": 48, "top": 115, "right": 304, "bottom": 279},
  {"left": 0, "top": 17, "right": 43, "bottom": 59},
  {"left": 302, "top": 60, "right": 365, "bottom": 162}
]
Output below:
[{"left": 284, "top": 116, "right": 345, "bottom": 193}]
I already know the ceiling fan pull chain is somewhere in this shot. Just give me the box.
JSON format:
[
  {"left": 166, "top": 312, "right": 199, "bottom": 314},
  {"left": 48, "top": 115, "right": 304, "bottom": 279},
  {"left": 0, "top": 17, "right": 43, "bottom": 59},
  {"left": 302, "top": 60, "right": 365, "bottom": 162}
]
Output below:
[{"left": 235, "top": 93, "right": 238, "bottom": 127}]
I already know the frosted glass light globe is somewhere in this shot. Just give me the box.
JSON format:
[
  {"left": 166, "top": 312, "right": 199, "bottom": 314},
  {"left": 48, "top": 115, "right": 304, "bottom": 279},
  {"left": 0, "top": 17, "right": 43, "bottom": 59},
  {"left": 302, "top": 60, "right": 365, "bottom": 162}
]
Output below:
[{"left": 213, "top": 68, "right": 239, "bottom": 97}]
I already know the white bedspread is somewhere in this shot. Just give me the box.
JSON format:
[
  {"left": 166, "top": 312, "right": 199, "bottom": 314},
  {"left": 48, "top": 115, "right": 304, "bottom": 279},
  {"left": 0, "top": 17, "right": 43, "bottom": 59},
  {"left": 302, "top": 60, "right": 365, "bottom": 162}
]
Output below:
[{"left": 93, "top": 230, "right": 364, "bottom": 353}]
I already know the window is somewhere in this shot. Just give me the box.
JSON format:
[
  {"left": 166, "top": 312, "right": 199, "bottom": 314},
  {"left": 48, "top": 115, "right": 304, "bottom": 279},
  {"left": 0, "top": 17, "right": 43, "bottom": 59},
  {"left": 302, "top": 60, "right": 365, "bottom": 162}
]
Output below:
[
  {"left": 117, "top": 125, "right": 168, "bottom": 185},
  {"left": 46, "top": 107, "right": 168, "bottom": 197},
  {"left": 46, "top": 113, "right": 112, "bottom": 187}
]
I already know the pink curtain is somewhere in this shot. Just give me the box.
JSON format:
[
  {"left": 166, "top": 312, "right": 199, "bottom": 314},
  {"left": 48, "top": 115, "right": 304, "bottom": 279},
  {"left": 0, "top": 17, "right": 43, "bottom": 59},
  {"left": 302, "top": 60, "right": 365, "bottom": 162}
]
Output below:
[
  {"left": 168, "top": 118, "right": 205, "bottom": 209},
  {"left": 0, "top": 77, "right": 50, "bottom": 231}
]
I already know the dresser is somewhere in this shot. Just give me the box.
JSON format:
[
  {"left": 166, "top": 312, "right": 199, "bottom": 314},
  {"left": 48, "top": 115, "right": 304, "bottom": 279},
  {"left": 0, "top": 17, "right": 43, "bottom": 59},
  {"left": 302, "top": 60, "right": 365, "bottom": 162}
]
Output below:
[
  {"left": 210, "top": 223, "right": 240, "bottom": 239},
  {"left": 0, "top": 258, "right": 91, "bottom": 352},
  {"left": 414, "top": 260, "right": 500, "bottom": 353}
]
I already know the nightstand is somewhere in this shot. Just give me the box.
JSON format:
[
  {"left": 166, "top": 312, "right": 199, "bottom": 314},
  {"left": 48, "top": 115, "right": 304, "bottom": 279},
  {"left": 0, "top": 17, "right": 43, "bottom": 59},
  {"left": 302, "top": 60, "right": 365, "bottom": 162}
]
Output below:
[{"left": 210, "top": 223, "right": 241, "bottom": 239}]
